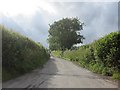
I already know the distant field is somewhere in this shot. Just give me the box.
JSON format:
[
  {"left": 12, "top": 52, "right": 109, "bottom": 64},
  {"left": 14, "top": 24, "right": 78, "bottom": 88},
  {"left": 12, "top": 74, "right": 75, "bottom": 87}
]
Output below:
[{"left": 1, "top": 25, "right": 50, "bottom": 81}]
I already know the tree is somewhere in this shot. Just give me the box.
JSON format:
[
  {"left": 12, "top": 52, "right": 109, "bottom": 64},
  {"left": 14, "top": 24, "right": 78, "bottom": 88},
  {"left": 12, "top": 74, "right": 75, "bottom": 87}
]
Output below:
[{"left": 48, "top": 17, "right": 84, "bottom": 51}]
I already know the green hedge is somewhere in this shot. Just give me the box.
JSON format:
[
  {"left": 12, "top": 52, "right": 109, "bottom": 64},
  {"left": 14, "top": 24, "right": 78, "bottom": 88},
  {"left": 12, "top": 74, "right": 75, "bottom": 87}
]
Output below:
[
  {"left": 2, "top": 25, "right": 50, "bottom": 81},
  {"left": 93, "top": 32, "right": 120, "bottom": 71},
  {"left": 53, "top": 31, "right": 120, "bottom": 80}
]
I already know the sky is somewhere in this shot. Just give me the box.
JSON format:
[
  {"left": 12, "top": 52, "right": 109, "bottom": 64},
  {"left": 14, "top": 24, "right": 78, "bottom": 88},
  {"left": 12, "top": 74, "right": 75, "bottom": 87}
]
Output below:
[{"left": 0, "top": 0, "right": 119, "bottom": 48}]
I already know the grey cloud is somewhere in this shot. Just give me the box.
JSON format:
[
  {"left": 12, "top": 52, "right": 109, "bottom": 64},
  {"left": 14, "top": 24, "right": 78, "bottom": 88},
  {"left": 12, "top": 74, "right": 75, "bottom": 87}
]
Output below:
[
  {"left": 1, "top": 15, "right": 26, "bottom": 35},
  {"left": 60, "top": 2, "right": 118, "bottom": 44},
  {"left": 31, "top": 11, "right": 49, "bottom": 35},
  {"left": 0, "top": 2, "right": 118, "bottom": 47},
  {"left": 0, "top": 13, "right": 49, "bottom": 48}
]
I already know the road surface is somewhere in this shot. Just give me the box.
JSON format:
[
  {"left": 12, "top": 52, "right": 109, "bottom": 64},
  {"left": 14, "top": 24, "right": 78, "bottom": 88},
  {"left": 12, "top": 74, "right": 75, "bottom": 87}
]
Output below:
[{"left": 3, "top": 56, "right": 118, "bottom": 88}]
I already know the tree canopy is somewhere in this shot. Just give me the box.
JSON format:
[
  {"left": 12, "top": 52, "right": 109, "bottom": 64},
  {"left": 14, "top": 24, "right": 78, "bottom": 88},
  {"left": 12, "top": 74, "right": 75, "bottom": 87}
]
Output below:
[{"left": 48, "top": 17, "right": 84, "bottom": 51}]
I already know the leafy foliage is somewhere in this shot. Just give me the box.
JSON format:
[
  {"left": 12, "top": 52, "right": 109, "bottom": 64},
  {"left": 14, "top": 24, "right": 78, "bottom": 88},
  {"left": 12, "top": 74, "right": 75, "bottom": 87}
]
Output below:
[
  {"left": 93, "top": 32, "right": 120, "bottom": 71},
  {"left": 52, "top": 31, "right": 120, "bottom": 80},
  {"left": 2, "top": 25, "right": 50, "bottom": 81},
  {"left": 52, "top": 50, "right": 62, "bottom": 58},
  {"left": 48, "top": 17, "right": 84, "bottom": 51}
]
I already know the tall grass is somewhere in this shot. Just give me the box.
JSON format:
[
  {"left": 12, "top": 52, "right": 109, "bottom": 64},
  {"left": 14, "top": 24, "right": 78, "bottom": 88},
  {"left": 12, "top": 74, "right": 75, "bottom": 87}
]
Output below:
[{"left": 1, "top": 25, "right": 50, "bottom": 81}]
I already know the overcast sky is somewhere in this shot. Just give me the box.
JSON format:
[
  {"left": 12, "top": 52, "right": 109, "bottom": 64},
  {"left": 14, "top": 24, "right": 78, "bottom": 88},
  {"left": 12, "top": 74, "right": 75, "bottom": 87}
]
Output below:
[{"left": 0, "top": 0, "right": 118, "bottom": 48}]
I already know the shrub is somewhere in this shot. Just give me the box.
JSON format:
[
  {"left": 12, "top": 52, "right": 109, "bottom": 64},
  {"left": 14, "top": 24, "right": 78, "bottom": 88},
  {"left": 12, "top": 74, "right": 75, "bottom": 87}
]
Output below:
[
  {"left": 112, "top": 72, "right": 120, "bottom": 80},
  {"left": 94, "top": 32, "right": 120, "bottom": 69},
  {"left": 2, "top": 25, "right": 50, "bottom": 81},
  {"left": 52, "top": 31, "right": 120, "bottom": 80},
  {"left": 52, "top": 50, "right": 62, "bottom": 58}
]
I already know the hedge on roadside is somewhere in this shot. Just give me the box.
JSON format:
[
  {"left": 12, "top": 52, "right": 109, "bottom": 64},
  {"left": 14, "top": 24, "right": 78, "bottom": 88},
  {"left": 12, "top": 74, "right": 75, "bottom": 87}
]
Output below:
[
  {"left": 93, "top": 32, "right": 120, "bottom": 71},
  {"left": 2, "top": 25, "right": 50, "bottom": 81},
  {"left": 53, "top": 31, "right": 120, "bottom": 79}
]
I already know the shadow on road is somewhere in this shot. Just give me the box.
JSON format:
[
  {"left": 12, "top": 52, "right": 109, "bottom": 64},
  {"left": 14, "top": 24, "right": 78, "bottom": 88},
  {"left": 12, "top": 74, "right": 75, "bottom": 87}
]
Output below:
[
  {"left": 2, "top": 56, "right": 59, "bottom": 88},
  {"left": 2, "top": 56, "right": 118, "bottom": 88},
  {"left": 37, "top": 57, "right": 59, "bottom": 88}
]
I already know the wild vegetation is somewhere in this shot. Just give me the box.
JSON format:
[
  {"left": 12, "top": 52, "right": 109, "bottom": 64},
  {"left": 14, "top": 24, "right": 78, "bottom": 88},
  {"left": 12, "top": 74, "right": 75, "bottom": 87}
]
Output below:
[
  {"left": 2, "top": 25, "right": 50, "bottom": 81},
  {"left": 52, "top": 32, "right": 120, "bottom": 80}
]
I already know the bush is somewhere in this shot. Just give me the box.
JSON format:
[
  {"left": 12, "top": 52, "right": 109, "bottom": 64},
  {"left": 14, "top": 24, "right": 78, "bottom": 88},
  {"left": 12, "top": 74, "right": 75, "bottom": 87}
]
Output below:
[
  {"left": 52, "top": 50, "right": 63, "bottom": 58},
  {"left": 93, "top": 32, "right": 120, "bottom": 71},
  {"left": 52, "top": 31, "right": 120, "bottom": 80},
  {"left": 2, "top": 25, "right": 50, "bottom": 81},
  {"left": 112, "top": 72, "right": 120, "bottom": 80},
  {"left": 102, "top": 67, "right": 113, "bottom": 76}
]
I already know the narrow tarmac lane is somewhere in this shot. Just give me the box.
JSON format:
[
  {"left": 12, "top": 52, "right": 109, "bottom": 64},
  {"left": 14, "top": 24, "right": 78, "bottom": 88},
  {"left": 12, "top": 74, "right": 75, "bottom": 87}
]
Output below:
[{"left": 3, "top": 56, "right": 118, "bottom": 88}]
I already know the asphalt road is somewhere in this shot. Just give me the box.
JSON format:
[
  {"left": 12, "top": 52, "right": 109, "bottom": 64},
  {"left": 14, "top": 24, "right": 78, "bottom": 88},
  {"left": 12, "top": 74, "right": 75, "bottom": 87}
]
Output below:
[{"left": 3, "top": 56, "right": 118, "bottom": 88}]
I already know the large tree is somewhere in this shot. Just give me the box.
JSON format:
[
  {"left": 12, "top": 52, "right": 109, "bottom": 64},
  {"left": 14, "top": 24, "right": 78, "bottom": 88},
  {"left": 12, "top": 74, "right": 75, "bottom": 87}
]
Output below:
[{"left": 48, "top": 17, "right": 84, "bottom": 51}]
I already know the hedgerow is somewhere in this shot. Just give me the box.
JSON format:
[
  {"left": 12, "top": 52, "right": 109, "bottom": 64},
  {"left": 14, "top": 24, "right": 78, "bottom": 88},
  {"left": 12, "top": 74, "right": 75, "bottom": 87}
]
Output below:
[
  {"left": 2, "top": 25, "right": 50, "bottom": 81},
  {"left": 52, "top": 31, "right": 120, "bottom": 79}
]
